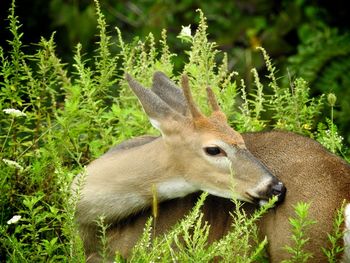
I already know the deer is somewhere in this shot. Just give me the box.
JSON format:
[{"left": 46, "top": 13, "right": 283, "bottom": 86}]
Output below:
[
  {"left": 72, "top": 72, "right": 287, "bottom": 262},
  {"left": 96, "top": 72, "right": 350, "bottom": 262}
]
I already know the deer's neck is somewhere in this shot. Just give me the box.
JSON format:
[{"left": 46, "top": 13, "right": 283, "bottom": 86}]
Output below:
[{"left": 76, "top": 137, "right": 196, "bottom": 224}]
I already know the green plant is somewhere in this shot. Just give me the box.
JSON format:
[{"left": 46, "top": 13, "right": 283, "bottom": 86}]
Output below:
[
  {"left": 282, "top": 202, "right": 317, "bottom": 263},
  {"left": 129, "top": 193, "right": 213, "bottom": 262},
  {"left": 322, "top": 201, "right": 346, "bottom": 262},
  {"left": 96, "top": 216, "right": 110, "bottom": 263},
  {"left": 212, "top": 197, "right": 277, "bottom": 262},
  {"left": 316, "top": 93, "right": 349, "bottom": 161},
  {"left": 287, "top": 28, "right": 350, "bottom": 146},
  {"left": 127, "top": 193, "right": 276, "bottom": 263},
  {"left": 256, "top": 47, "right": 325, "bottom": 136},
  {"left": 234, "top": 69, "right": 266, "bottom": 132}
]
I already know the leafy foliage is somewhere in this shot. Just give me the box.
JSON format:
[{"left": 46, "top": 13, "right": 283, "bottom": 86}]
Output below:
[
  {"left": 282, "top": 203, "right": 317, "bottom": 263},
  {"left": 322, "top": 201, "right": 346, "bottom": 262},
  {"left": 287, "top": 28, "right": 350, "bottom": 145},
  {"left": 128, "top": 194, "right": 276, "bottom": 262}
]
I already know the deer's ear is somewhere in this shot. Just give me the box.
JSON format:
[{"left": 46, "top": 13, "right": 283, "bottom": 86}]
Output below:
[
  {"left": 126, "top": 74, "right": 184, "bottom": 133},
  {"left": 152, "top": 71, "right": 188, "bottom": 116}
]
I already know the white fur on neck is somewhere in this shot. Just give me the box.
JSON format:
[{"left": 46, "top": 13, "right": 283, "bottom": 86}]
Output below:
[
  {"left": 150, "top": 118, "right": 161, "bottom": 131},
  {"left": 157, "top": 177, "right": 196, "bottom": 200},
  {"left": 344, "top": 203, "right": 350, "bottom": 262}
]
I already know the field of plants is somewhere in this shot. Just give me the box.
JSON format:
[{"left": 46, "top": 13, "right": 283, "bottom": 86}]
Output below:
[{"left": 0, "top": 1, "right": 348, "bottom": 262}]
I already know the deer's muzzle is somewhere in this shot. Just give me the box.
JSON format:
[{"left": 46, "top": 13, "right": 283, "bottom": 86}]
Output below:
[
  {"left": 270, "top": 181, "right": 286, "bottom": 204},
  {"left": 257, "top": 180, "right": 287, "bottom": 207}
]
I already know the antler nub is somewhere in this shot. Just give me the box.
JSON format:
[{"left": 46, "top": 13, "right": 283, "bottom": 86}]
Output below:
[{"left": 181, "top": 74, "right": 203, "bottom": 119}]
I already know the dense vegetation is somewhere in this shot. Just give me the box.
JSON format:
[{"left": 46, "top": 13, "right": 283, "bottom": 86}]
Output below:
[
  {"left": 1, "top": 0, "right": 350, "bottom": 145},
  {"left": 0, "top": 1, "right": 348, "bottom": 262}
]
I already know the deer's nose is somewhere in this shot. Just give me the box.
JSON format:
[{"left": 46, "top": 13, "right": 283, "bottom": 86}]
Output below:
[{"left": 270, "top": 181, "right": 286, "bottom": 204}]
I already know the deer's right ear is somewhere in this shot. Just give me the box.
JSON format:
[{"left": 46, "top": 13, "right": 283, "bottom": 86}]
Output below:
[{"left": 126, "top": 74, "right": 184, "bottom": 133}]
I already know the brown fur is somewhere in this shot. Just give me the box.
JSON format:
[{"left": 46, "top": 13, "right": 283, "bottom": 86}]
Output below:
[
  {"left": 94, "top": 130, "right": 350, "bottom": 262},
  {"left": 244, "top": 131, "right": 350, "bottom": 262}
]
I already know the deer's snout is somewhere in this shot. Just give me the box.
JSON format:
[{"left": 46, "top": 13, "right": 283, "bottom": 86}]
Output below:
[
  {"left": 256, "top": 180, "right": 286, "bottom": 207},
  {"left": 269, "top": 181, "right": 286, "bottom": 204}
]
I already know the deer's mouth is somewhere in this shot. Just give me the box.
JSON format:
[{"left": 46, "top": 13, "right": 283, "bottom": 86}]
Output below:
[
  {"left": 245, "top": 193, "right": 273, "bottom": 207},
  {"left": 258, "top": 199, "right": 269, "bottom": 206},
  {"left": 245, "top": 192, "right": 264, "bottom": 205},
  {"left": 245, "top": 184, "right": 287, "bottom": 207}
]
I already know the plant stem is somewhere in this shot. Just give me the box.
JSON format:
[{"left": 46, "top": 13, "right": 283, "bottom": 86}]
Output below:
[
  {"left": 1, "top": 118, "right": 15, "bottom": 153},
  {"left": 331, "top": 105, "right": 335, "bottom": 152}
]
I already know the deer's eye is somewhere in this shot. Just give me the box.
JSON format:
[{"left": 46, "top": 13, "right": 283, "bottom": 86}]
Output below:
[{"left": 204, "top": 146, "right": 227, "bottom": 157}]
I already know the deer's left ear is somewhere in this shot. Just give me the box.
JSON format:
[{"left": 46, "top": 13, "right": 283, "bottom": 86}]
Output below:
[
  {"left": 152, "top": 71, "right": 188, "bottom": 116},
  {"left": 126, "top": 74, "right": 185, "bottom": 134}
]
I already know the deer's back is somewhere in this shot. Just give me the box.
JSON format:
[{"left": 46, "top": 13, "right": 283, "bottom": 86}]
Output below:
[{"left": 243, "top": 130, "right": 350, "bottom": 262}]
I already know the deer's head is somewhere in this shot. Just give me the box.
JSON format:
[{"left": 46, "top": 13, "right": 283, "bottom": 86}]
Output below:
[{"left": 126, "top": 72, "right": 286, "bottom": 205}]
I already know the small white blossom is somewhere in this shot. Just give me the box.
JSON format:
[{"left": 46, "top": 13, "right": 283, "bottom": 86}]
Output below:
[
  {"left": 3, "top": 108, "right": 27, "bottom": 117},
  {"left": 2, "top": 158, "right": 24, "bottom": 171},
  {"left": 177, "top": 25, "right": 192, "bottom": 43},
  {"left": 180, "top": 25, "right": 191, "bottom": 37},
  {"left": 7, "top": 215, "right": 21, "bottom": 225}
]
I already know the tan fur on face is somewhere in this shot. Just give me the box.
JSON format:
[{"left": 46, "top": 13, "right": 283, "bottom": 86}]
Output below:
[
  {"left": 180, "top": 74, "right": 244, "bottom": 148},
  {"left": 193, "top": 115, "right": 245, "bottom": 148}
]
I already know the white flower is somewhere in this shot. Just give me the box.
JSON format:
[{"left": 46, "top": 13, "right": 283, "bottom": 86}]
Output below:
[
  {"left": 3, "top": 108, "right": 27, "bottom": 117},
  {"left": 2, "top": 158, "right": 24, "bottom": 171},
  {"left": 180, "top": 25, "right": 191, "bottom": 37},
  {"left": 177, "top": 25, "right": 192, "bottom": 43},
  {"left": 7, "top": 215, "right": 21, "bottom": 224}
]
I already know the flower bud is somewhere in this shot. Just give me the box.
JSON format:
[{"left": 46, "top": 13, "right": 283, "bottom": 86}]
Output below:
[{"left": 327, "top": 93, "right": 337, "bottom": 106}]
